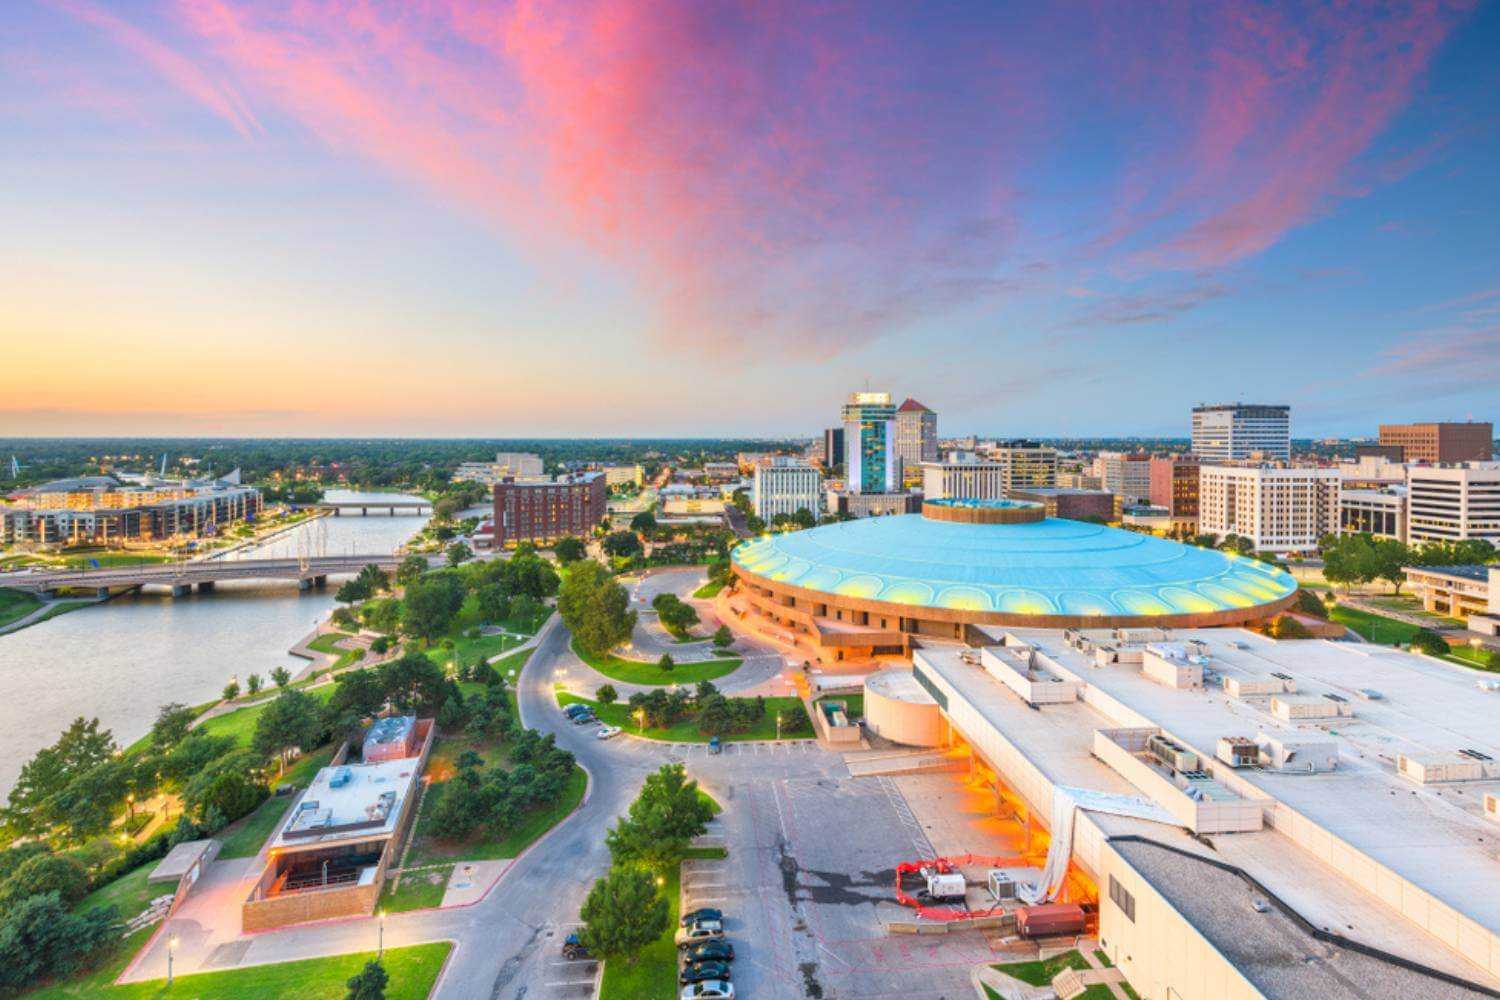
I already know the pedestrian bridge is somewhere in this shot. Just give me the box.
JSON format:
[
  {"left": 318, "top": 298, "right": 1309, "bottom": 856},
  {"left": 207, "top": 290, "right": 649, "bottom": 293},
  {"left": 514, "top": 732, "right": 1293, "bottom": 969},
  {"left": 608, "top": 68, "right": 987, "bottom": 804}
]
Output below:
[
  {"left": 0, "top": 554, "right": 404, "bottom": 598},
  {"left": 312, "top": 499, "right": 433, "bottom": 516}
]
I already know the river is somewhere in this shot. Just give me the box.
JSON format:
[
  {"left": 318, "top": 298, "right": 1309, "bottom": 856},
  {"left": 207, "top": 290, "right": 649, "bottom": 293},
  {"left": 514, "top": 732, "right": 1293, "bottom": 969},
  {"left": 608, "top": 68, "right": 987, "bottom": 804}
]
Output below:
[{"left": 0, "top": 491, "right": 431, "bottom": 795}]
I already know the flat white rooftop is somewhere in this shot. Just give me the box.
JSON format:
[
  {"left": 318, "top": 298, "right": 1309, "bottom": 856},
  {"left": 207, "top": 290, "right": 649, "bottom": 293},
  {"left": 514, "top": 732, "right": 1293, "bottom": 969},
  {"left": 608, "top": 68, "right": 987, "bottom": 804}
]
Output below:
[{"left": 271, "top": 756, "right": 420, "bottom": 851}]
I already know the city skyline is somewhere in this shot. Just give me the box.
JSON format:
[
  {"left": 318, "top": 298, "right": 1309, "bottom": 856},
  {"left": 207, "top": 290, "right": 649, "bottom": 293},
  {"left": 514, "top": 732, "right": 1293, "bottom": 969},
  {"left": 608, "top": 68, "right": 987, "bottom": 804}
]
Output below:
[{"left": 4, "top": 1, "right": 1499, "bottom": 438}]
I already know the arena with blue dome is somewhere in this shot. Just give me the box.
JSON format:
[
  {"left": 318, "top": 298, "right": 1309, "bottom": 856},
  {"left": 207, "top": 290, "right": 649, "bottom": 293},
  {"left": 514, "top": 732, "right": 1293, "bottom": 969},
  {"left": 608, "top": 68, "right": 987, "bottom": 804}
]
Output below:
[{"left": 729, "top": 500, "right": 1298, "bottom": 661}]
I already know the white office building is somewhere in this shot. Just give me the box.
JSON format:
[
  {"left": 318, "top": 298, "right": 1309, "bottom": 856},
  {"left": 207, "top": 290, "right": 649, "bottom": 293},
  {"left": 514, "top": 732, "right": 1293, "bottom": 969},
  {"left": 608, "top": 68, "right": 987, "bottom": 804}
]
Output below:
[
  {"left": 1191, "top": 404, "right": 1291, "bottom": 462},
  {"left": 454, "top": 451, "right": 545, "bottom": 485},
  {"left": 1405, "top": 462, "right": 1500, "bottom": 545},
  {"left": 1338, "top": 486, "right": 1407, "bottom": 542},
  {"left": 1096, "top": 451, "right": 1152, "bottom": 506},
  {"left": 922, "top": 453, "right": 1005, "bottom": 500},
  {"left": 752, "top": 458, "right": 822, "bottom": 521},
  {"left": 1198, "top": 465, "right": 1340, "bottom": 553},
  {"left": 984, "top": 440, "right": 1058, "bottom": 492}
]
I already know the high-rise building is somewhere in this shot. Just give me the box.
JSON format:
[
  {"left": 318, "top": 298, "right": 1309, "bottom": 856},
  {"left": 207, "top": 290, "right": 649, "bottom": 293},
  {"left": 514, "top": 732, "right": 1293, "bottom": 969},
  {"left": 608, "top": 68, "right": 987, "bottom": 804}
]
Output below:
[
  {"left": 921, "top": 453, "right": 1004, "bottom": 500},
  {"left": 1148, "top": 455, "right": 1200, "bottom": 526},
  {"left": 1378, "top": 422, "right": 1493, "bottom": 464},
  {"left": 893, "top": 398, "right": 937, "bottom": 486},
  {"left": 1198, "top": 465, "right": 1340, "bottom": 553},
  {"left": 492, "top": 472, "right": 605, "bottom": 547},
  {"left": 1096, "top": 451, "right": 1152, "bottom": 509},
  {"left": 752, "top": 458, "right": 823, "bottom": 521},
  {"left": 988, "top": 440, "right": 1058, "bottom": 492},
  {"left": 841, "top": 391, "right": 898, "bottom": 494},
  {"left": 1405, "top": 463, "right": 1500, "bottom": 544},
  {"left": 822, "top": 427, "right": 846, "bottom": 471},
  {"left": 1191, "top": 404, "right": 1291, "bottom": 462}
]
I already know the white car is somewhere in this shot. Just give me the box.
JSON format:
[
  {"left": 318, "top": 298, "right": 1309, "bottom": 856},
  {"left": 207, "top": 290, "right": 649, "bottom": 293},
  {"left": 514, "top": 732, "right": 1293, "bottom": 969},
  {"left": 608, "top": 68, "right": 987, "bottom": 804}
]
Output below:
[
  {"left": 681, "top": 982, "right": 734, "bottom": 999},
  {"left": 595, "top": 724, "right": 621, "bottom": 740},
  {"left": 675, "top": 918, "right": 725, "bottom": 948}
]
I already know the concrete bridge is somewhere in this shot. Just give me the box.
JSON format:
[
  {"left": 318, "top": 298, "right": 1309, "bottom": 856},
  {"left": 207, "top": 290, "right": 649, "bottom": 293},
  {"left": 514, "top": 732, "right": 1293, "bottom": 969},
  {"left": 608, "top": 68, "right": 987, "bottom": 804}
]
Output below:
[
  {"left": 0, "top": 555, "right": 404, "bottom": 599},
  {"left": 311, "top": 499, "right": 433, "bottom": 516}
]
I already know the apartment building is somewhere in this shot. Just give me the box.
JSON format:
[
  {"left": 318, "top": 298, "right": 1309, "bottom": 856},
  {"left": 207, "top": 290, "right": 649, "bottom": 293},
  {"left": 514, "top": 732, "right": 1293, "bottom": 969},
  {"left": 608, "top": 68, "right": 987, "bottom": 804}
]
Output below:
[
  {"left": 986, "top": 440, "right": 1058, "bottom": 492},
  {"left": 492, "top": 472, "right": 606, "bottom": 546},
  {"left": 893, "top": 399, "right": 937, "bottom": 486},
  {"left": 921, "top": 453, "right": 1004, "bottom": 501},
  {"left": 752, "top": 458, "right": 822, "bottom": 521},
  {"left": 1148, "top": 455, "right": 1200, "bottom": 528},
  {"left": 1096, "top": 451, "right": 1152, "bottom": 510},
  {"left": 1191, "top": 403, "right": 1291, "bottom": 462},
  {"left": 1378, "top": 422, "right": 1493, "bottom": 463},
  {"left": 1405, "top": 463, "right": 1500, "bottom": 545},
  {"left": 1198, "top": 465, "right": 1340, "bottom": 553}
]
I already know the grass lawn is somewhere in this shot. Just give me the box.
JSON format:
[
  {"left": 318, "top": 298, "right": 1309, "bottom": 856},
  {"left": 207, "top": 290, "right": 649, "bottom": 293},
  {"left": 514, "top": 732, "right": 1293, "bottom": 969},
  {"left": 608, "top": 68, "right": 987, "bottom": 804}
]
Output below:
[
  {"left": 217, "top": 796, "right": 293, "bottom": 859},
  {"left": 379, "top": 865, "right": 453, "bottom": 913},
  {"left": 558, "top": 692, "right": 814, "bottom": 743},
  {"left": 26, "top": 942, "right": 452, "bottom": 1000},
  {"left": 572, "top": 639, "right": 741, "bottom": 685},
  {"left": 992, "top": 950, "right": 1092, "bottom": 987},
  {"left": 1447, "top": 645, "right": 1500, "bottom": 673},
  {"left": 22, "top": 925, "right": 155, "bottom": 999},
  {"left": 600, "top": 846, "right": 726, "bottom": 1000},
  {"left": 36, "top": 599, "right": 96, "bottom": 623},
  {"left": 198, "top": 685, "right": 337, "bottom": 746},
  {"left": 77, "top": 865, "right": 158, "bottom": 923},
  {"left": 60, "top": 552, "right": 170, "bottom": 569},
  {"left": 0, "top": 587, "right": 42, "bottom": 628},
  {"left": 404, "top": 765, "right": 587, "bottom": 868},
  {"left": 691, "top": 580, "right": 725, "bottom": 599},
  {"left": 818, "top": 693, "right": 864, "bottom": 718},
  {"left": 1328, "top": 605, "right": 1423, "bottom": 646}
]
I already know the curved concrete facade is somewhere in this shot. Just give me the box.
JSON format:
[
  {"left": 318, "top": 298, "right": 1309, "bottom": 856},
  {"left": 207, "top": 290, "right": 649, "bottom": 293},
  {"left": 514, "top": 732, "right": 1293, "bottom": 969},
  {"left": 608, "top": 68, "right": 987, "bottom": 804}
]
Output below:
[{"left": 863, "top": 668, "right": 944, "bottom": 747}]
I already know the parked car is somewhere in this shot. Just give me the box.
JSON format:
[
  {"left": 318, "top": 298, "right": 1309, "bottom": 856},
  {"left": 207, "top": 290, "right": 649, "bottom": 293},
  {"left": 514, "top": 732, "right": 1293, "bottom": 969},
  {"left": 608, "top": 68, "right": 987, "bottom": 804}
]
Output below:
[
  {"left": 563, "top": 703, "right": 590, "bottom": 719},
  {"left": 675, "top": 918, "right": 725, "bottom": 948},
  {"left": 680, "top": 907, "right": 722, "bottom": 927},
  {"left": 681, "top": 982, "right": 734, "bottom": 999},
  {"left": 685, "top": 939, "right": 735, "bottom": 963},
  {"left": 571, "top": 711, "right": 598, "bottom": 725},
  {"left": 595, "top": 724, "right": 621, "bottom": 740},
  {"left": 708, "top": 736, "right": 722, "bottom": 755},
  {"left": 560, "top": 934, "right": 590, "bottom": 960},
  {"left": 679, "top": 960, "right": 732, "bottom": 985}
]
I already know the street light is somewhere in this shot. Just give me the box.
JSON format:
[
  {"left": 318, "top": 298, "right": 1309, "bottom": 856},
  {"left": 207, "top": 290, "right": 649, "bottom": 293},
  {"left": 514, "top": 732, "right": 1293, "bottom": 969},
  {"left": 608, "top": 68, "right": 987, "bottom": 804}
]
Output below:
[
  {"left": 635, "top": 708, "right": 645, "bottom": 734},
  {"left": 167, "top": 936, "right": 178, "bottom": 987},
  {"left": 378, "top": 909, "right": 385, "bottom": 959},
  {"left": 776, "top": 712, "right": 782, "bottom": 740}
]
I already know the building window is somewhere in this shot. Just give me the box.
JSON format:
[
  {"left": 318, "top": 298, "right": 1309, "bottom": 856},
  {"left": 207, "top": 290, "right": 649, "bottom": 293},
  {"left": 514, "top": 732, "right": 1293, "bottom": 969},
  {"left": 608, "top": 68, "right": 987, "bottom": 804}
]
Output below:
[{"left": 1108, "top": 874, "right": 1135, "bottom": 923}]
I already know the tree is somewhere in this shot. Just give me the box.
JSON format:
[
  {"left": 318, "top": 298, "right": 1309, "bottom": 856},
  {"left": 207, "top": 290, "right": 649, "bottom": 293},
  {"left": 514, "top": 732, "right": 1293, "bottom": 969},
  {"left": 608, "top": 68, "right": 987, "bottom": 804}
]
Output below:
[
  {"left": 378, "top": 651, "right": 453, "bottom": 715},
  {"left": 1371, "top": 538, "right": 1413, "bottom": 595},
  {"left": 159, "top": 733, "right": 236, "bottom": 788},
  {"left": 602, "top": 530, "right": 642, "bottom": 558},
  {"left": 429, "top": 770, "right": 487, "bottom": 840},
  {"left": 605, "top": 764, "right": 715, "bottom": 870},
  {"left": 271, "top": 666, "right": 293, "bottom": 689},
  {"left": 554, "top": 536, "right": 586, "bottom": 564},
  {"left": 578, "top": 866, "right": 669, "bottom": 962},
  {"left": 396, "top": 554, "right": 428, "bottom": 587},
  {"left": 0, "top": 891, "right": 117, "bottom": 994},
  {"left": 181, "top": 749, "right": 266, "bottom": 826},
  {"left": 1409, "top": 629, "right": 1449, "bottom": 658},
  {"left": 446, "top": 541, "right": 473, "bottom": 567},
  {"left": 222, "top": 679, "right": 241, "bottom": 701},
  {"left": 346, "top": 959, "right": 389, "bottom": 1000},
  {"left": 6, "top": 718, "right": 117, "bottom": 836},
  {"left": 252, "top": 689, "right": 326, "bottom": 772},
  {"left": 41, "top": 758, "right": 130, "bottom": 841},
  {"left": 402, "top": 572, "right": 467, "bottom": 639},
  {"left": 337, "top": 577, "right": 373, "bottom": 604},
  {"left": 657, "top": 653, "right": 675, "bottom": 675},
  {"left": 713, "top": 624, "right": 733, "bottom": 648},
  {"left": 0, "top": 853, "right": 89, "bottom": 910},
  {"left": 150, "top": 703, "right": 196, "bottom": 750},
  {"left": 475, "top": 582, "right": 511, "bottom": 625},
  {"left": 1293, "top": 589, "right": 1328, "bottom": 619},
  {"left": 246, "top": 673, "right": 263, "bottom": 696},
  {"left": 558, "top": 561, "right": 636, "bottom": 656},
  {"left": 1270, "top": 615, "right": 1311, "bottom": 640},
  {"left": 596, "top": 684, "right": 618, "bottom": 706},
  {"left": 629, "top": 511, "right": 657, "bottom": 533},
  {"left": 355, "top": 563, "right": 389, "bottom": 594}
]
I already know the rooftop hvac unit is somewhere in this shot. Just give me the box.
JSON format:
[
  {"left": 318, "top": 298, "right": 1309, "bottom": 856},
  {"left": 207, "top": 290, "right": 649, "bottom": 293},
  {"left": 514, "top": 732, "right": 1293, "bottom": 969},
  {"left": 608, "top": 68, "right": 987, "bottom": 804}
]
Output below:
[
  {"left": 1217, "top": 737, "right": 1260, "bottom": 768},
  {"left": 1356, "top": 688, "right": 1384, "bottom": 701},
  {"left": 1486, "top": 794, "right": 1499, "bottom": 824},
  {"left": 1147, "top": 734, "right": 1201, "bottom": 774},
  {"left": 988, "top": 870, "right": 1017, "bottom": 900},
  {"left": 329, "top": 766, "right": 352, "bottom": 788}
]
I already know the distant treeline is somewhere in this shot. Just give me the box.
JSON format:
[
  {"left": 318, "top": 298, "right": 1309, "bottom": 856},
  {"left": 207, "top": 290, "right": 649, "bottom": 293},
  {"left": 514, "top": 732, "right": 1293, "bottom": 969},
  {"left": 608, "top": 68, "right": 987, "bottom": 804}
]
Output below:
[{"left": 0, "top": 438, "right": 795, "bottom": 490}]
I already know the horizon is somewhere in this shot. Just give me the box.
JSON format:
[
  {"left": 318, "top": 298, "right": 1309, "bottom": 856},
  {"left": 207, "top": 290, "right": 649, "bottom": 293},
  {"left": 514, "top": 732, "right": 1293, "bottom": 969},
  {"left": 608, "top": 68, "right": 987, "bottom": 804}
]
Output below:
[{"left": 4, "top": 1, "right": 1499, "bottom": 436}]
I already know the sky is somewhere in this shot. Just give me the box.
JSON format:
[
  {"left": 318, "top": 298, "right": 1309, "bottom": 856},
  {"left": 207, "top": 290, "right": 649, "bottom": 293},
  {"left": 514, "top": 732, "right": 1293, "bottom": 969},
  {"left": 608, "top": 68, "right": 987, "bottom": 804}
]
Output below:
[{"left": 2, "top": 0, "right": 1498, "bottom": 439}]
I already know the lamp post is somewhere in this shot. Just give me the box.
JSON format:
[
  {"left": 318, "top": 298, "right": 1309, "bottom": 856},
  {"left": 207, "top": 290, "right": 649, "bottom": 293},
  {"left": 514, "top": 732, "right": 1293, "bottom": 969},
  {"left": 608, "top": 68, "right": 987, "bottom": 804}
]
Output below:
[
  {"left": 776, "top": 712, "right": 782, "bottom": 740},
  {"left": 636, "top": 708, "right": 645, "bottom": 734},
  {"left": 378, "top": 910, "right": 385, "bottom": 959},
  {"left": 167, "top": 936, "right": 178, "bottom": 988}
]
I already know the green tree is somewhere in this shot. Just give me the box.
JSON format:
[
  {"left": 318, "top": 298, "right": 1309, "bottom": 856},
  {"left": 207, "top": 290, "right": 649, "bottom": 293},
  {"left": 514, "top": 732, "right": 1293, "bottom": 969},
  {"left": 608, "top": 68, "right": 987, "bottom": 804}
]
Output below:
[
  {"left": 337, "top": 576, "right": 374, "bottom": 604},
  {"left": 446, "top": 541, "right": 473, "bottom": 567},
  {"left": 558, "top": 561, "right": 636, "bottom": 656},
  {"left": 271, "top": 665, "right": 293, "bottom": 689},
  {"left": 1293, "top": 589, "right": 1328, "bottom": 619},
  {"left": 5, "top": 718, "right": 117, "bottom": 836},
  {"left": 346, "top": 959, "right": 389, "bottom": 1000},
  {"left": 150, "top": 703, "right": 196, "bottom": 750},
  {"left": 577, "top": 866, "right": 669, "bottom": 962},
  {"left": 553, "top": 536, "right": 586, "bottom": 564},
  {"left": 1409, "top": 629, "right": 1450, "bottom": 658},
  {"left": 396, "top": 554, "right": 428, "bottom": 587},
  {"left": 252, "top": 689, "right": 326, "bottom": 772},
  {"left": 402, "top": 572, "right": 467, "bottom": 639},
  {"left": 181, "top": 749, "right": 266, "bottom": 827},
  {"left": 0, "top": 891, "right": 118, "bottom": 994},
  {"left": 475, "top": 582, "right": 511, "bottom": 625},
  {"left": 1372, "top": 538, "right": 1413, "bottom": 595},
  {"left": 429, "top": 770, "right": 487, "bottom": 840},
  {"left": 1271, "top": 615, "right": 1312, "bottom": 640},
  {"left": 355, "top": 563, "right": 390, "bottom": 594},
  {"left": 222, "top": 679, "right": 240, "bottom": 701},
  {"left": 712, "top": 625, "right": 733, "bottom": 648},
  {"left": 41, "top": 758, "right": 130, "bottom": 841},
  {"left": 330, "top": 668, "right": 387, "bottom": 720},
  {"left": 596, "top": 684, "right": 618, "bottom": 706},
  {"left": 629, "top": 510, "right": 657, "bottom": 533},
  {"left": 0, "top": 853, "right": 89, "bottom": 910},
  {"left": 246, "top": 673, "right": 263, "bottom": 696},
  {"left": 602, "top": 530, "right": 642, "bottom": 558},
  {"left": 657, "top": 653, "right": 675, "bottom": 675},
  {"left": 605, "top": 763, "right": 714, "bottom": 870},
  {"left": 378, "top": 651, "right": 453, "bottom": 715}
]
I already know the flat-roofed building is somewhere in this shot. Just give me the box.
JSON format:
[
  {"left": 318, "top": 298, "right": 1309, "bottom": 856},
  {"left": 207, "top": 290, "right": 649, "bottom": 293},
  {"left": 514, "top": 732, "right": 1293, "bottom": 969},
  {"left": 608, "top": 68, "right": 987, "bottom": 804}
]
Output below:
[
  {"left": 1198, "top": 465, "right": 1340, "bottom": 553},
  {"left": 1379, "top": 422, "right": 1493, "bottom": 463},
  {"left": 842, "top": 391, "right": 899, "bottom": 494},
  {"left": 1148, "top": 454, "right": 1200, "bottom": 529},
  {"left": 1402, "top": 564, "right": 1497, "bottom": 624},
  {"left": 600, "top": 464, "right": 644, "bottom": 488},
  {"left": 1405, "top": 462, "right": 1500, "bottom": 545},
  {"left": 986, "top": 440, "right": 1058, "bottom": 492},
  {"left": 454, "top": 452, "right": 545, "bottom": 485},
  {"left": 894, "top": 398, "right": 937, "bottom": 486},
  {"left": 1191, "top": 403, "right": 1291, "bottom": 461},
  {"left": 1096, "top": 451, "right": 1152, "bottom": 510},
  {"left": 1010, "top": 487, "right": 1114, "bottom": 522},
  {"left": 493, "top": 472, "right": 606, "bottom": 547},
  {"left": 820, "top": 427, "right": 845, "bottom": 471},
  {"left": 752, "top": 457, "right": 822, "bottom": 521},
  {"left": 1339, "top": 486, "right": 1407, "bottom": 541},
  {"left": 921, "top": 453, "right": 1004, "bottom": 501}
]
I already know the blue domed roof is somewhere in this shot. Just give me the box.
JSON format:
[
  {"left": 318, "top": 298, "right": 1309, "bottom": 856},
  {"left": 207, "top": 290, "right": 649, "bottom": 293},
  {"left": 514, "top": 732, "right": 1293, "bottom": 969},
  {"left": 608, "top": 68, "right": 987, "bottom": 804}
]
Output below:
[{"left": 732, "top": 515, "right": 1295, "bottom": 618}]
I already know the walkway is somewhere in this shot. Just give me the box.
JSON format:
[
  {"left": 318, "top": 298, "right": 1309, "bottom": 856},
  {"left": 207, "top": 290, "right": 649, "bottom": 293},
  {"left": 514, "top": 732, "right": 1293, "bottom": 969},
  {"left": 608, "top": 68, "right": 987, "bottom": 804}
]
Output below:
[{"left": 0, "top": 595, "right": 101, "bottom": 636}]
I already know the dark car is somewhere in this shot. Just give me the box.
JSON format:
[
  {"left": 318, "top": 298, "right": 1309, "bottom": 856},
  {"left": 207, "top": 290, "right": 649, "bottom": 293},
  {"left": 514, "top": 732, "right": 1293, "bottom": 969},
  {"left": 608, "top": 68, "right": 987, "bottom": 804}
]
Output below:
[
  {"left": 679, "top": 960, "right": 732, "bottom": 985},
  {"left": 561, "top": 934, "right": 589, "bottom": 960},
  {"left": 680, "top": 907, "right": 723, "bottom": 927},
  {"left": 571, "top": 712, "right": 597, "bottom": 725},
  {"left": 686, "top": 939, "right": 735, "bottom": 963}
]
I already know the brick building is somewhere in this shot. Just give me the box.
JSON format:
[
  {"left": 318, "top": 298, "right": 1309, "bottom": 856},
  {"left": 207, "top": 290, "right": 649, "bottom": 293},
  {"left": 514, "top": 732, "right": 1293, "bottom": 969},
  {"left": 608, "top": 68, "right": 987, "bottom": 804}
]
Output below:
[
  {"left": 1377, "top": 422, "right": 1492, "bottom": 463},
  {"left": 492, "top": 472, "right": 606, "bottom": 547},
  {"left": 1148, "top": 455, "right": 1200, "bottom": 529}
]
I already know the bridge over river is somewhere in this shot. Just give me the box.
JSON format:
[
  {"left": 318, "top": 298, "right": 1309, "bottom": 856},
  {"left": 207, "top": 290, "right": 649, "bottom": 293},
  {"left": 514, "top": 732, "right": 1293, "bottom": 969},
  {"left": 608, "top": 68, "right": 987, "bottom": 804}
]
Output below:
[{"left": 0, "top": 554, "right": 404, "bottom": 599}]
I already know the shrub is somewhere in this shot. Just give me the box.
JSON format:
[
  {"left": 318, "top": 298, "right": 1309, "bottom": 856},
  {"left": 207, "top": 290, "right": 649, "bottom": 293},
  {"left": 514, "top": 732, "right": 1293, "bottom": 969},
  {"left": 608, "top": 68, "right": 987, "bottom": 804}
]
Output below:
[{"left": 0, "top": 853, "right": 89, "bottom": 910}]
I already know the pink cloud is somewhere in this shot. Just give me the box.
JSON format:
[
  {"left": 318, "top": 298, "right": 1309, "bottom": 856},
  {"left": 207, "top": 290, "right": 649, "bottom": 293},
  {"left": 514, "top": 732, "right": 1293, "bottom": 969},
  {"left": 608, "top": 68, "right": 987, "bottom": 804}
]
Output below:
[{"left": 44, "top": 0, "right": 260, "bottom": 138}]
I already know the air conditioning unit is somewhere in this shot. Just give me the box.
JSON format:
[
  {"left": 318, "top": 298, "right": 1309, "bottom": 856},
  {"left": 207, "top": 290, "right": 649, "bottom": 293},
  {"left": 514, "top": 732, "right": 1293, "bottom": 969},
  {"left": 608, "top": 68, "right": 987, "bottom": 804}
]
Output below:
[
  {"left": 988, "top": 870, "right": 1017, "bottom": 900},
  {"left": 1486, "top": 794, "right": 1499, "bottom": 825},
  {"left": 1147, "top": 734, "right": 1200, "bottom": 773},
  {"left": 1217, "top": 737, "right": 1260, "bottom": 768}
]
